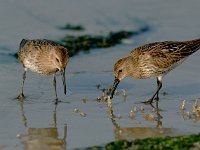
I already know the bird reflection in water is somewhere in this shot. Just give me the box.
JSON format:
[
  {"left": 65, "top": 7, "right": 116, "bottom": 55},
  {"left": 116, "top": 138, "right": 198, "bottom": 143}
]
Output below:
[
  {"left": 18, "top": 102, "right": 67, "bottom": 150},
  {"left": 108, "top": 101, "right": 175, "bottom": 140}
]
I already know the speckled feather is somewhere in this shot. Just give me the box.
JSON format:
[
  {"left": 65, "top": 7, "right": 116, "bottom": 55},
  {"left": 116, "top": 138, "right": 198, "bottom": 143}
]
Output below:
[
  {"left": 18, "top": 39, "right": 69, "bottom": 76},
  {"left": 127, "top": 39, "right": 200, "bottom": 78},
  {"left": 17, "top": 39, "right": 69, "bottom": 101}
]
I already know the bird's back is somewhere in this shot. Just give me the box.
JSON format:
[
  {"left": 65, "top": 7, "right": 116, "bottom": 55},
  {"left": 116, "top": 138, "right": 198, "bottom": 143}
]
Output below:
[
  {"left": 18, "top": 39, "right": 68, "bottom": 75},
  {"left": 19, "top": 39, "right": 62, "bottom": 55},
  {"left": 132, "top": 39, "right": 200, "bottom": 54},
  {"left": 129, "top": 39, "right": 200, "bottom": 78}
]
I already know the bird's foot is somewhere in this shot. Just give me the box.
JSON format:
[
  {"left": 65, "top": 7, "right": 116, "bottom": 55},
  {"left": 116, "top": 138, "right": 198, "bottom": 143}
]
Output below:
[
  {"left": 16, "top": 93, "right": 25, "bottom": 100},
  {"left": 142, "top": 99, "right": 153, "bottom": 105},
  {"left": 142, "top": 95, "right": 159, "bottom": 104},
  {"left": 54, "top": 98, "right": 62, "bottom": 105},
  {"left": 154, "top": 96, "right": 159, "bottom": 101}
]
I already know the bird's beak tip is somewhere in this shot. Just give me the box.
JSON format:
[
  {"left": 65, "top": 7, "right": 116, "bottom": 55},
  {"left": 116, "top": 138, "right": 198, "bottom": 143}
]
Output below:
[
  {"left": 114, "top": 78, "right": 120, "bottom": 83},
  {"left": 110, "top": 77, "right": 120, "bottom": 99}
]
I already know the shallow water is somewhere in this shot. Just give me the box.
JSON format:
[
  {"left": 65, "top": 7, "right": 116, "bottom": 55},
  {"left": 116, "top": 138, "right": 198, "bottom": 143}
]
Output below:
[{"left": 1, "top": 0, "right": 200, "bottom": 149}]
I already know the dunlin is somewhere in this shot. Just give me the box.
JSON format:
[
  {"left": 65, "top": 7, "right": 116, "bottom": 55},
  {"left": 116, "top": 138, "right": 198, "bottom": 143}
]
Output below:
[
  {"left": 111, "top": 38, "right": 200, "bottom": 103},
  {"left": 17, "top": 39, "right": 69, "bottom": 104}
]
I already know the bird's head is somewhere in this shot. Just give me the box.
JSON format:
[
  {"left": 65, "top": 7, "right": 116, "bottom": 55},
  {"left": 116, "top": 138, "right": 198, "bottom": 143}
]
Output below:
[
  {"left": 53, "top": 46, "right": 69, "bottom": 71},
  {"left": 111, "top": 56, "right": 132, "bottom": 98},
  {"left": 113, "top": 57, "right": 131, "bottom": 80}
]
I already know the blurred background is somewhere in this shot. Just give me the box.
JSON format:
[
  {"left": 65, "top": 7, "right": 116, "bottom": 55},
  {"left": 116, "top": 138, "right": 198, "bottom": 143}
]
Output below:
[{"left": 0, "top": 0, "right": 200, "bottom": 149}]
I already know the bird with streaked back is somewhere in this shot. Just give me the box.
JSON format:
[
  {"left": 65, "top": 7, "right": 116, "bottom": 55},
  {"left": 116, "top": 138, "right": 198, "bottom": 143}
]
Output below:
[{"left": 111, "top": 38, "right": 200, "bottom": 104}]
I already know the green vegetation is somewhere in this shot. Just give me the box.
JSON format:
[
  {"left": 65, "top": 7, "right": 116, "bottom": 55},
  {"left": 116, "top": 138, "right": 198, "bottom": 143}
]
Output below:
[
  {"left": 60, "top": 25, "right": 149, "bottom": 57},
  {"left": 59, "top": 23, "right": 85, "bottom": 31},
  {"left": 14, "top": 53, "right": 18, "bottom": 59},
  {"left": 80, "top": 133, "right": 200, "bottom": 150},
  {"left": 60, "top": 31, "right": 132, "bottom": 56}
]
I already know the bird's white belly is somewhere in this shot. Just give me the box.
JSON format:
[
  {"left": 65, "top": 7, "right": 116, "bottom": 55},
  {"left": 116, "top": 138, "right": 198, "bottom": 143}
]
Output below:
[{"left": 24, "top": 59, "right": 41, "bottom": 74}]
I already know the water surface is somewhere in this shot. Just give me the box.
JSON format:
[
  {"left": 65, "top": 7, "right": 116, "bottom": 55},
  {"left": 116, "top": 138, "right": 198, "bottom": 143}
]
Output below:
[{"left": 0, "top": 0, "right": 200, "bottom": 149}]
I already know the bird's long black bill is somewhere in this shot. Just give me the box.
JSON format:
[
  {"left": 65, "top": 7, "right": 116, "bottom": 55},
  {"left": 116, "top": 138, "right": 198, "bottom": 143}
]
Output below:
[
  {"left": 61, "top": 68, "right": 66, "bottom": 95},
  {"left": 110, "top": 78, "right": 120, "bottom": 99}
]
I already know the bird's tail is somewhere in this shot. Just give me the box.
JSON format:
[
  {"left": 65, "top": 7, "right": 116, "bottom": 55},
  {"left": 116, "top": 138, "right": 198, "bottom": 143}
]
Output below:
[{"left": 185, "top": 38, "right": 200, "bottom": 54}]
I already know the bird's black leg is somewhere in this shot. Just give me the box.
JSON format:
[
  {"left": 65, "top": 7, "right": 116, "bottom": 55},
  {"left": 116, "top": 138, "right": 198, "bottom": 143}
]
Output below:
[
  {"left": 143, "top": 77, "right": 162, "bottom": 104},
  {"left": 149, "top": 77, "right": 162, "bottom": 103},
  {"left": 17, "top": 68, "right": 27, "bottom": 100},
  {"left": 53, "top": 73, "right": 58, "bottom": 105},
  {"left": 155, "top": 78, "right": 161, "bottom": 100}
]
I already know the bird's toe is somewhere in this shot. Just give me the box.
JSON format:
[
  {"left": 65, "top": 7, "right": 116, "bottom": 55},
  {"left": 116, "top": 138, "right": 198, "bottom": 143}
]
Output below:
[
  {"left": 16, "top": 93, "right": 25, "bottom": 100},
  {"left": 141, "top": 99, "right": 154, "bottom": 105}
]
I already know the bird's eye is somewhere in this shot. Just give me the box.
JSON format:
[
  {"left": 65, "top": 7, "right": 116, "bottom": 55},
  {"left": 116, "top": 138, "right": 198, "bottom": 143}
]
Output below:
[
  {"left": 56, "top": 58, "right": 59, "bottom": 63},
  {"left": 119, "top": 69, "right": 123, "bottom": 73}
]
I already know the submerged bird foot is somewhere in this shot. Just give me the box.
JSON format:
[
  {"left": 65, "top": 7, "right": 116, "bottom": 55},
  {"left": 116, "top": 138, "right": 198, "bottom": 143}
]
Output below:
[
  {"left": 142, "top": 95, "right": 160, "bottom": 104},
  {"left": 154, "top": 96, "right": 159, "bottom": 101},
  {"left": 54, "top": 98, "right": 62, "bottom": 105},
  {"left": 16, "top": 93, "right": 25, "bottom": 100},
  {"left": 142, "top": 99, "right": 154, "bottom": 105}
]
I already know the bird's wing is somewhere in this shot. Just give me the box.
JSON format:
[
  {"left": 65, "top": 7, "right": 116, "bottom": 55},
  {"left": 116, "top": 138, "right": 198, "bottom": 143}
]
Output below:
[
  {"left": 132, "top": 40, "right": 200, "bottom": 69},
  {"left": 150, "top": 40, "right": 200, "bottom": 68}
]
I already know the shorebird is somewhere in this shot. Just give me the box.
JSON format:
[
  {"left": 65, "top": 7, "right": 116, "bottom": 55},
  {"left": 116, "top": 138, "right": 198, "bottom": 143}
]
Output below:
[
  {"left": 110, "top": 38, "right": 200, "bottom": 104},
  {"left": 17, "top": 39, "right": 69, "bottom": 104}
]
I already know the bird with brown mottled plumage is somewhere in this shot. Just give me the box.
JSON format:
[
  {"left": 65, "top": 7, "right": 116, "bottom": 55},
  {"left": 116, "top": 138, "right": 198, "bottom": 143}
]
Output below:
[
  {"left": 17, "top": 39, "right": 69, "bottom": 104},
  {"left": 111, "top": 38, "right": 200, "bottom": 104}
]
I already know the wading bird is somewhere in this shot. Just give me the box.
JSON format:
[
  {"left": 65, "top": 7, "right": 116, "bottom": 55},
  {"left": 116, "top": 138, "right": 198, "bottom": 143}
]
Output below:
[
  {"left": 111, "top": 38, "right": 200, "bottom": 104},
  {"left": 17, "top": 39, "right": 69, "bottom": 104}
]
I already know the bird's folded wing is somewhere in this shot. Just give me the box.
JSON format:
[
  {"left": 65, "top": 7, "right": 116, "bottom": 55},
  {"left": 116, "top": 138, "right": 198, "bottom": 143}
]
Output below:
[{"left": 149, "top": 42, "right": 191, "bottom": 69}]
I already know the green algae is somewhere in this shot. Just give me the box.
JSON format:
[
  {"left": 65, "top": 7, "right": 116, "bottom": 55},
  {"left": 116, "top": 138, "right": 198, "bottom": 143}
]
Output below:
[
  {"left": 80, "top": 133, "right": 200, "bottom": 150},
  {"left": 60, "top": 25, "right": 149, "bottom": 57},
  {"left": 60, "top": 31, "right": 133, "bottom": 57},
  {"left": 14, "top": 53, "right": 18, "bottom": 59},
  {"left": 59, "top": 23, "right": 85, "bottom": 31}
]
